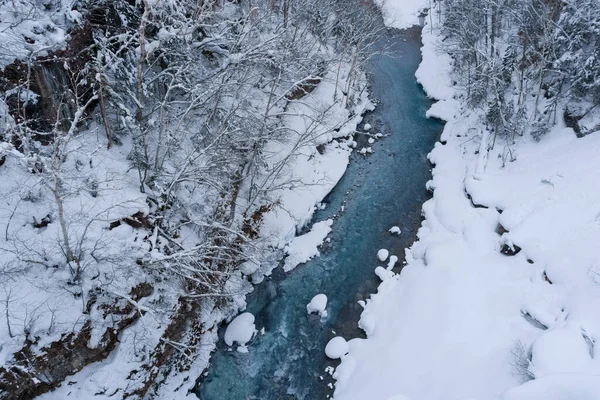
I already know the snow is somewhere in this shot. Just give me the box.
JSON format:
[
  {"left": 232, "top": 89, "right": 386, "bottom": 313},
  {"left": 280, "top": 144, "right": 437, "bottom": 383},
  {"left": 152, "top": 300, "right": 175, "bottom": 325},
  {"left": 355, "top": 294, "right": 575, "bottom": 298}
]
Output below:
[
  {"left": 374, "top": 0, "right": 428, "bottom": 29},
  {"left": 284, "top": 219, "right": 333, "bottom": 272},
  {"left": 0, "top": 1, "right": 68, "bottom": 69},
  {"left": 307, "top": 294, "right": 328, "bottom": 318},
  {"left": 67, "top": 10, "right": 83, "bottom": 24},
  {"left": 530, "top": 324, "right": 594, "bottom": 377},
  {"left": 388, "top": 226, "right": 401, "bottom": 235},
  {"left": 377, "top": 249, "right": 389, "bottom": 262},
  {"left": 239, "top": 259, "right": 260, "bottom": 276},
  {"left": 363, "top": 123, "right": 372, "bottom": 131},
  {"left": 498, "top": 375, "right": 600, "bottom": 400},
  {"left": 387, "top": 255, "right": 398, "bottom": 269},
  {"left": 374, "top": 266, "right": 394, "bottom": 281},
  {"left": 224, "top": 312, "right": 256, "bottom": 351},
  {"left": 325, "top": 336, "right": 349, "bottom": 359},
  {"left": 332, "top": 2, "right": 600, "bottom": 400}
]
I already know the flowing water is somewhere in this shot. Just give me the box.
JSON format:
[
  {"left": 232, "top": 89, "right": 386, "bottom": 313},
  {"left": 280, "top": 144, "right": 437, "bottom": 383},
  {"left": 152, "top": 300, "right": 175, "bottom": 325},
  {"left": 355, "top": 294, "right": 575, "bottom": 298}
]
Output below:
[{"left": 196, "top": 26, "right": 444, "bottom": 400}]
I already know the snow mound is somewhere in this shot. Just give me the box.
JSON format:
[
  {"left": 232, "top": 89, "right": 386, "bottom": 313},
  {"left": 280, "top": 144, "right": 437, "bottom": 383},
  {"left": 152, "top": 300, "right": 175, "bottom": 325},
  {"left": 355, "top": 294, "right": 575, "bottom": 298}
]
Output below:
[
  {"left": 363, "top": 123, "right": 372, "bottom": 131},
  {"left": 325, "top": 336, "right": 349, "bottom": 359},
  {"left": 224, "top": 312, "right": 256, "bottom": 352},
  {"left": 530, "top": 325, "right": 593, "bottom": 377},
  {"left": 307, "top": 294, "right": 328, "bottom": 318},
  {"left": 377, "top": 249, "right": 389, "bottom": 262},
  {"left": 283, "top": 219, "right": 333, "bottom": 272}
]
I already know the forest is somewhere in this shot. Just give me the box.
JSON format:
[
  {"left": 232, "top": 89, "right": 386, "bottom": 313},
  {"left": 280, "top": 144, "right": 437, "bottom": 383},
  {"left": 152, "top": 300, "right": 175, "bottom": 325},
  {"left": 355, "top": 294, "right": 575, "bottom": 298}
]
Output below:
[{"left": 439, "top": 0, "right": 599, "bottom": 146}]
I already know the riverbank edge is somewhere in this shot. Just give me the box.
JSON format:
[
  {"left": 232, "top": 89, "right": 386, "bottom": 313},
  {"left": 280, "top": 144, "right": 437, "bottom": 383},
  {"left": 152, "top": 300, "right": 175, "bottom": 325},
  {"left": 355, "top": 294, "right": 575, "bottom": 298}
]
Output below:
[{"left": 329, "top": 5, "right": 471, "bottom": 398}]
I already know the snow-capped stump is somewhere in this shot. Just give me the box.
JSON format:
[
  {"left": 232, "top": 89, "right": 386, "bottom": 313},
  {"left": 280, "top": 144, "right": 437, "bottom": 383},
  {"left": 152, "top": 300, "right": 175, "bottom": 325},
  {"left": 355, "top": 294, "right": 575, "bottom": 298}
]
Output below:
[
  {"left": 224, "top": 312, "right": 256, "bottom": 353},
  {"left": 368, "top": 138, "right": 375, "bottom": 144},
  {"left": 377, "top": 248, "right": 389, "bottom": 262},
  {"left": 389, "top": 226, "right": 401, "bottom": 235},
  {"left": 359, "top": 147, "right": 367, "bottom": 155},
  {"left": 363, "top": 123, "right": 372, "bottom": 131},
  {"left": 375, "top": 266, "right": 394, "bottom": 281},
  {"left": 325, "top": 336, "right": 349, "bottom": 359},
  {"left": 307, "top": 294, "right": 328, "bottom": 318},
  {"left": 365, "top": 147, "right": 373, "bottom": 154}
]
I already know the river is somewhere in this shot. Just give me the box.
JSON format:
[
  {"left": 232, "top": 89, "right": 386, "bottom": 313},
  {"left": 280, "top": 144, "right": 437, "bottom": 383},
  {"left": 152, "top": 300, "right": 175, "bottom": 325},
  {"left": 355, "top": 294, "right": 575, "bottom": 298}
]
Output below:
[{"left": 195, "top": 26, "right": 444, "bottom": 400}]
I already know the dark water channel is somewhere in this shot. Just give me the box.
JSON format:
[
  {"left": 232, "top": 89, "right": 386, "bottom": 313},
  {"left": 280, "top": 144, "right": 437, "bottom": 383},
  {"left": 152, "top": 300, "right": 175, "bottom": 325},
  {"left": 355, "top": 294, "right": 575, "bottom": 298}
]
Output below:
[{"left": 195, "top": 26, "right": 444, "bottom": 400}]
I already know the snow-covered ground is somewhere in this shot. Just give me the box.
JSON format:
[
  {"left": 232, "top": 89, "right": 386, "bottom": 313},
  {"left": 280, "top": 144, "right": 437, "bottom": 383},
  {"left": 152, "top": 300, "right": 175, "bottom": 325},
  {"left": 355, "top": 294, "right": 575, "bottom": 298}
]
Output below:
[
  {"left": 375, "top": 0, "right": 428, "bottom": 29},
  {"left": 332, "top": 3, "right": 600, "bottom": 400},
  {"left": 0, "top": 0, "right": 71, "bottom": 68}
]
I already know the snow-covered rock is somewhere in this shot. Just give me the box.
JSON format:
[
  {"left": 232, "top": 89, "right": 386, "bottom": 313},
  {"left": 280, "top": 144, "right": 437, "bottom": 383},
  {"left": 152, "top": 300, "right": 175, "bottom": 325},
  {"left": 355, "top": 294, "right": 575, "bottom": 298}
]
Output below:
[
  {"left": 325, "top": 336, "right": 349, "bottom": 359},
  {"left": 377, "top": 248, "right": 389, "bottom": 262},
  {"left": 307, "top": 294, "right": 328, "bottom": 318},
  {"left": 389, "top": 226, "right": 401, "bottom": 235},
  {"left": 224, "top": 312, "right": 256, "bottom": 352}
]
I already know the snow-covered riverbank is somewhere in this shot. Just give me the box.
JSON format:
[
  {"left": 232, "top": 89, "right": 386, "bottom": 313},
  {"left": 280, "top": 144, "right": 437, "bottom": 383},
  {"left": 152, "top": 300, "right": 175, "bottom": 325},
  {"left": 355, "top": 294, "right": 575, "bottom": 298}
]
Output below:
[
  {"left": 332, "top": 2, "right": 600, "bottom": 400},
  {"left": 0, "top": 2, "right": 376, "bottom": 397}
]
